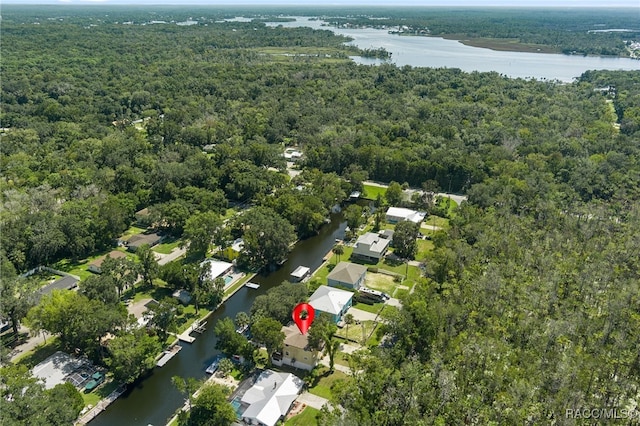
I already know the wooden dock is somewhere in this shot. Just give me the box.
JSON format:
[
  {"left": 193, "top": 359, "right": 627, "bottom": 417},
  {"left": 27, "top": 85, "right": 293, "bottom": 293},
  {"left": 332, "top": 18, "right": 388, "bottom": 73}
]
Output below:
[
  {"left": 75, "top": 385, "right": 126, "bottom": 425},
  {"left": 177, "top": 319, "right": 206, "bottom": 343},
  {"left": 157, "top": 344, "right": 182, "bottom": 367}
]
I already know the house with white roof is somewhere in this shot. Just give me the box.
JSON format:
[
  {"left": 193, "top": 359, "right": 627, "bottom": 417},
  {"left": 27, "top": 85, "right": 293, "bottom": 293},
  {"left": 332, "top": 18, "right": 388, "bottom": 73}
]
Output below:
[
  {"left": 352, "top": 232, "right": 390, "bottom": 262},
  {"left": 308, "top": 285, "right": 353, "bottom": 324},
  {"left": 386, "top": 207, "right": 426, "bottom": 224},
  {"left": 199, "top": 258, "right": 233, "bottom": 281},
  {"left": 240, "top": 370, "right": 304, "bottom": 426}
]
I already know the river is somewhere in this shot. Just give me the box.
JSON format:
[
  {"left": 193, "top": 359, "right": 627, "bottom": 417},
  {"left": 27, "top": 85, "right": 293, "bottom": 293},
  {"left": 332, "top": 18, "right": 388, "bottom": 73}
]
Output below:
[
  {"left": 266, "top": 17, "right": 639, "bottom": 82},
  {"left": 90, "top": 211, "right": 348, "bottom": 426}
]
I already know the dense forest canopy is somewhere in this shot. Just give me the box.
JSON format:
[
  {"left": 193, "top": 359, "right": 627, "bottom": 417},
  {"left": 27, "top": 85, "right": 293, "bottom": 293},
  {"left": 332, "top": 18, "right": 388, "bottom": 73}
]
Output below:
[{"left": 1, "top": 5, "right": 640, "bottom": 424}]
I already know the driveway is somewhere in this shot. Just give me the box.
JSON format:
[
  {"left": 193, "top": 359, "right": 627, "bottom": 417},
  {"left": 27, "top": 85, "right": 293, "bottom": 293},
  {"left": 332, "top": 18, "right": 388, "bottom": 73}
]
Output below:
[
  {"left": 297, "top": 392, "right": 329, "bottom": 410},
  {"left": 347, "top": 307, "right": 379, "bottom": 322},
  {"left": 157, "top": 246, "right": 187, "bottom": 265}
]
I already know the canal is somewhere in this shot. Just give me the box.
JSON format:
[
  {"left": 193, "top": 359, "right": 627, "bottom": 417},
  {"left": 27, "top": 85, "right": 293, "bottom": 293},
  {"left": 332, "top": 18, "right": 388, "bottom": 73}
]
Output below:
[{"left": 90, "top": 210, "right": 349, "bottom": 426}]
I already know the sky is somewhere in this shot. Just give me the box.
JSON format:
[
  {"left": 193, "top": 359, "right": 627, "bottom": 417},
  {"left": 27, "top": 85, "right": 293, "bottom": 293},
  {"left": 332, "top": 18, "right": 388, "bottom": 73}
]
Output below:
[{"left": 2, "top": 0, "right": 639, "bottom": 6}]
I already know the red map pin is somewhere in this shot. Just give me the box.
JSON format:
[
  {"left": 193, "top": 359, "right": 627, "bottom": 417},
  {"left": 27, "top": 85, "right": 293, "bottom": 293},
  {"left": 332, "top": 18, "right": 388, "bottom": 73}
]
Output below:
[{"left": 292, "top": 303, "right": 315, "bottom": 335}]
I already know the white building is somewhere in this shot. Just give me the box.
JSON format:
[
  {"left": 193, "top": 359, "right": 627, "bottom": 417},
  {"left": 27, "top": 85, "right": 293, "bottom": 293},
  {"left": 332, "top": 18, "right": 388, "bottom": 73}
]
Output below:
[
  {"left": 240, "top": 370, "right": 304, "bottom": 426},
  {"left": 352, "top": 232, "right": 390, "bottom": 262},
  {"left": 199, "top": 258, "right": 233, "bottom": 281},
  {"left": 385, "top": 207, "right": 426, "bottom": 224},
  {"left": 308, "top": 285, "right": 354, "bottom": 324}
]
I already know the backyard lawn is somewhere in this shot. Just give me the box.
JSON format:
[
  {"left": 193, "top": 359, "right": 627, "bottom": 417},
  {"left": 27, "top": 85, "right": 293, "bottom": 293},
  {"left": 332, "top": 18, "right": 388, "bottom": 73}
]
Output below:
[
  {"left": 336, "top": 319, "right": 377, "bottom": 344},
  {"left": 308, "top": 367, "right": 349, "bottom": 401},
  {"left": 362, "top": 183, "right": 387, "bottom": 200},
  {"left": 152, "top": 239, "right": 181, "bottom": 254},
  {"left": 285, "top": 407, "right": 320, "bottom": 426}
]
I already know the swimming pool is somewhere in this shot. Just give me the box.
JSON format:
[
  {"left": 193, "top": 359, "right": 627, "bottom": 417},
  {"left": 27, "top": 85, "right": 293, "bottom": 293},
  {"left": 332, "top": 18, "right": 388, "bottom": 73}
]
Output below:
[
  {"left": 224, "top": 275, "right": 233, "bottom": 285},
  {"left": 231, "top": 397, "right": 243, "bottom": 419}
]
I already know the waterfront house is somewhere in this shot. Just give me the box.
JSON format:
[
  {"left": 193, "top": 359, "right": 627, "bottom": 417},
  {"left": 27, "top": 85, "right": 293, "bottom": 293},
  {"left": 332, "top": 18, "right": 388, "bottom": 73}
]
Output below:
[
  {"left": 385, "top": 207, "right": 426, "bottom": 224},
  {"left": 200, "top": 258, "right": 234, "bottom": 281},
  {"left": 327, "top": 261, "right": 367, "bottom": 290},
  {"left": 352, "top": 232, "right": 390, "bottom": 262},
  {"left": 240, "top": 370, "right": 304, "bottom": 426},
  {"left": 272, "top": 324, "right": 320, "bottom": 371},
  {"left": 308, "top": 285, "right": 353, "bottom": 324}
]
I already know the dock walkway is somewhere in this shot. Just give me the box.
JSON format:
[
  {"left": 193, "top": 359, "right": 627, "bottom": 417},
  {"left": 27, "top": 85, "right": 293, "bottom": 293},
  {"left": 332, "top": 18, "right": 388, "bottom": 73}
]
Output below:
[{"left": 75, "top": 385, "right": 126, "bottom": 425}]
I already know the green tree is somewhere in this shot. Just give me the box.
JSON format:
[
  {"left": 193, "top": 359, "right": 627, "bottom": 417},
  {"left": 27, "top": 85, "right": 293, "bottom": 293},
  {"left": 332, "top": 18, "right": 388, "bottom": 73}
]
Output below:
[
  {"left": 385, "top": 181, "right": 403, "bottom": 206},
  {"left": 332, "top": 244, "right": 344, "bottom": 264},
  {"left": 214, "top": 318, "right": 251, "bottom": 359},
  {"left": 392, "top": 220, "right": 420, "bottom": 260},
  {"left": 136, "top": 244, "right": 159, "bottom": 288},
  {"left": 237, "top": 207, "right": 295, "bottom": 269},
  {"left": 308, "top": 313, "right": 340, "bottom": 372},
  {"left": 181, "top": 383, "right": 236, "bottom": 426},
  {"left": 250, "top": 317, "right": 285, "bottom": 357},
  {"left": 80, "top": 274, "right": 119, "bottom": 305},
  {"left": 102, "top": 255, "right": 139, "bottom": 298},
  {"left": 183, "top": 211, "right": 221, "bottom": 258},
  {"left": 344, "top": 313, "right": 355, "bottom": 340},
  {"left": 344, "top": 204, "right": 364, "bottom": 232},
  {"left": 250, "top": 282, "right": 308, "bottom": 325},
  {"left": 217, "top": 358, "right": 234, "bottom": 378},
  {"left": 0, "top": 365, "right": 84, "bottom": 426},
  {"left": 105, "top": 329, "right": 161, "bottom": 384},
  {"left": 0, "top": 257, "right": 37, "bottom": 335},
  {"left": 145, "top": 297, "right": 179, "bottom": 343},
  {"left": 26, "top": 290, "right": 127, "bottom": 358},
  {"left": 172, "top": 376, "right": 202, "bottom": 411},
  {"left": 234, "top": 311, "right": 250, "bottom": 331}
]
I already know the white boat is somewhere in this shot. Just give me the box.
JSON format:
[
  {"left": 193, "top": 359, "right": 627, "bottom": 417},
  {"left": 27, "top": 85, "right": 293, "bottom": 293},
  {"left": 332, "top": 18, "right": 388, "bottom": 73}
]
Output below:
[
  {"left": 245, "top": 282, "right": 260, "bottom": 289},
  {"left": 205, "top": 355, "right": 224, "bottom": 374}
]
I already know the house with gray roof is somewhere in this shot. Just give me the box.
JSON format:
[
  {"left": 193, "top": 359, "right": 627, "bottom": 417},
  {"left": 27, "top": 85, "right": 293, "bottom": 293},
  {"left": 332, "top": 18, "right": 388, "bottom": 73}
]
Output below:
[
  {"left": 352, "top": 232, "right": 390, "bottom": 262},
  {"left": 327, "top": 261, "right": 367, "bottom": 290}
]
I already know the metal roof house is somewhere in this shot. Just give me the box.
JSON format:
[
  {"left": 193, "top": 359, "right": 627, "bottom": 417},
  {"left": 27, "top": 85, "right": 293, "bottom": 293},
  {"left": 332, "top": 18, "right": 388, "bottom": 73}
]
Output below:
[
  {"left": 327, "top": 261, "right": 367, "bottom": 290},
  {"left": 239, "top": 370, "right": 304, "bottom": 426},
  {"left": 308, "top": 285, "right": 353, "bottom": 324},
  {"left": 385, "top": 207, "right": 426, "bottom": 224},
  {"left": 352, "top": 232, "right": 390, "bottom": 262}
]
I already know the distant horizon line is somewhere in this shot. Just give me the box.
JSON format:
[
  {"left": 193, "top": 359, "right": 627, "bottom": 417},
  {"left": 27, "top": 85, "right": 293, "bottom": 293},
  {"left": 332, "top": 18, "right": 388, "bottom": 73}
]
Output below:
[{"left": 2, "top": 2, "right": 637, "bottom": 7}]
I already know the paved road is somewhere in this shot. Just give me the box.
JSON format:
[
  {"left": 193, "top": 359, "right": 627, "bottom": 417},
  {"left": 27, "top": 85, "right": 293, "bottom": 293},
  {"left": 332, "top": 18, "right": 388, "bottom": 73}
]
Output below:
[
  {"left": 363, "top": 180, "right": 467, "bottom": 205},
  {"left": 157, "top": 246, "right": 187, "bottom": 266},
  {"left": 9, "top": 326, "right": 51, "bottom": 362}
]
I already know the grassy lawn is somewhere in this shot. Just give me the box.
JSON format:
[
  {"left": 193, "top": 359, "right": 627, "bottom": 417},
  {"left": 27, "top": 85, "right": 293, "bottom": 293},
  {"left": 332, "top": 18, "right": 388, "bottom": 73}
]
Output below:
[
  {"left": 308, "top": 367, "right": 349, "bottom": 401},
  {"left": 336, "top": 320, "right": 377, "bottom": 344},
  {"left": 120, "top": 225, "right": 148, "bottom": 241},
  {"left": 352, "top": 302, "right": 384, "bottom": 315},
  {"left": 416, "top": 239, "right": 435, "bottom": 261},
  {"left": 362, "top": 183, "right": 387, "bottom": 200},
  {"left": 285, "top": 407, "right": 320, "bottom": 426},
  {"left": 52, "top": 248, "right": 134, "bottom": 282},
  {"left": 363, "top": 272, "right": 398, "bottom": 294},
  {"left": 366, "top": 323, "right": 383, "bottom": 347},
  {"left": 82, "top": 380, "right": 120, "bottom": 407},
  {"left": 152, "top": 239, "right": 182, "bottom": 254}
]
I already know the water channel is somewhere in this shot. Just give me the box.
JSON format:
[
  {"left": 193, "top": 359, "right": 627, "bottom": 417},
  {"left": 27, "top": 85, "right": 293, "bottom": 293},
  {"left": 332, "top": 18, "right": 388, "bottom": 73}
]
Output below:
[{"left": 90, "top": 210, "right": 349, "bottom": 426}]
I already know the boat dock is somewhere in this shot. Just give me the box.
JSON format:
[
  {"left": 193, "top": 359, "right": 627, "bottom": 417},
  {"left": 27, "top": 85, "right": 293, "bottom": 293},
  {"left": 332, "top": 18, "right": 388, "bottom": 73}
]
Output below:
[
  {"left": 245, "top": 282, "right": 260, "bottom": 289},
  {"left": 157, "top": 344, "right": 182, "bottom": 367},
  {"left": 75, "top": 385, "right": 126, "bottom": 425},
  {"left": 177, "top": 319, "right": 206, "bottom": 343}
]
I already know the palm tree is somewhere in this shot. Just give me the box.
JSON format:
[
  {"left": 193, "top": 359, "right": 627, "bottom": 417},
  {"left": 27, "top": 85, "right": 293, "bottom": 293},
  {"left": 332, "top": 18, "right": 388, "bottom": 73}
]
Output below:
[
  {"left": 343, "top": 313, "right": 354, "bottom": 341},
  {"left": 332, "top": 244, "right": 344, "bottom": 264}
]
